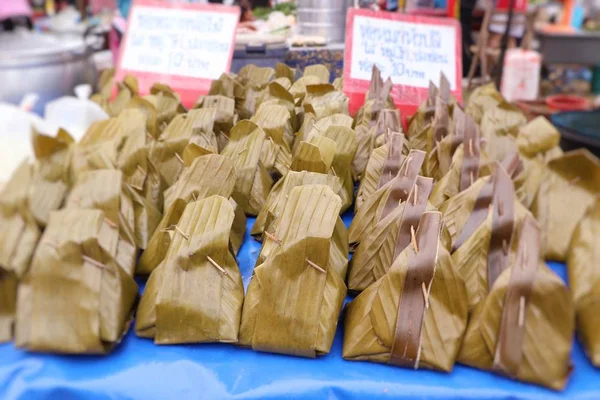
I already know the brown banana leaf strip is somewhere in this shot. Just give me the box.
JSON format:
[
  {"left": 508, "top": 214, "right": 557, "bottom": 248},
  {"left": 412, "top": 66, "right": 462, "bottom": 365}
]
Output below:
[
  {"left": 381, "top": 150, "right": 426, "bottom": 219},
  {"left": 493, "top": 216, "right": 540, "bottom": 377},
  {"left": 390, "top": 212, "right": 442, "bottom": 367},
  {"left": 459, "top": 113, "right": 481, "bottom": 192},
  {"left": 378, "top": 134, "right": 406, "bottom": 189}
]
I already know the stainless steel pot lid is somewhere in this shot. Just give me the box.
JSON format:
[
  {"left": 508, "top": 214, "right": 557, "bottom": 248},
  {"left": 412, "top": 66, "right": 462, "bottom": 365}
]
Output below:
[{"left": 0, "top": 31, "right": 92, "bottom": 67}]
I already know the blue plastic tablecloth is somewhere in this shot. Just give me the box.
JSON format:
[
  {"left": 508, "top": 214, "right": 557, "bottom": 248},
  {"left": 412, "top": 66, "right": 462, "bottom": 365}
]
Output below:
[{"left": 1, "top": 215, "right": 599, "bottom": 400}]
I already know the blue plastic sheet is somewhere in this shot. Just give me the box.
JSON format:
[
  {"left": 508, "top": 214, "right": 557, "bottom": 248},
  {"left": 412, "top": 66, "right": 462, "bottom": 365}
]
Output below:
[{"left": 1, "top": 215, "right": 599, "bottom": 400}]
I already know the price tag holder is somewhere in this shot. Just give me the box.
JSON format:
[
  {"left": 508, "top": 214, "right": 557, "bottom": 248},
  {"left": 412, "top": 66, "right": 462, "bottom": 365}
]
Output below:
[
  {"left": 344, "top": 9, "right": 462, "bottom": 117},
  {"left": 115, "top": 0, "right": 240, "bottom": 108}
]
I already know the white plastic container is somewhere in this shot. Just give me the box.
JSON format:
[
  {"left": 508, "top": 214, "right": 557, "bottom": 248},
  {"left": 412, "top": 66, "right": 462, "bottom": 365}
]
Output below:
[{"left": 500, "top": 48, "right": 542, "bottom": 103}]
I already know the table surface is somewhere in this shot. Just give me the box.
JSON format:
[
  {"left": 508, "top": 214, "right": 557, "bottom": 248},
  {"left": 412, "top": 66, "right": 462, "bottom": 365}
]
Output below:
[{"left": 1, "top": 215, "right": 598, "bottom": 400}]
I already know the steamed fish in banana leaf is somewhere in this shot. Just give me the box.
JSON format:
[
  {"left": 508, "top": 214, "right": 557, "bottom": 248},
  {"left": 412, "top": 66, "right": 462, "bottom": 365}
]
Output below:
[
  {"left": 15, "top": 208, "right": 138, "bottom": 354},
  {"left": 136, "top": 196, "right": 244, "bottom": 344},
  {"left": 344, "top": 211, "right": 468, "bottom": 371},
  {"left": 239, "top": 185, "right": 347, "bottom": 357}
]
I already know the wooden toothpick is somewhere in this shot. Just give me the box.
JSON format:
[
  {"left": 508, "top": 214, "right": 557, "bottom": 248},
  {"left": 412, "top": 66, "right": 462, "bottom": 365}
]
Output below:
[
  {"left": 410, "top": 225, "right": 419, "bottom": 253},
  {"left": 306, "top": 258, "right": 326, "bottom": 274},
  {"left": 207, "top": 255, "right": 227, "bottom": 275}
]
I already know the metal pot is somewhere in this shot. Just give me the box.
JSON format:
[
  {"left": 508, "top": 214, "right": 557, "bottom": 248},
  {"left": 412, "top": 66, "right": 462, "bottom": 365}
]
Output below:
[
  {"left": 296, "top": 0, "right": 354, "bottom": 44},
  {"left": 0, "top": 30, "right": 98, "bottom": 114}
]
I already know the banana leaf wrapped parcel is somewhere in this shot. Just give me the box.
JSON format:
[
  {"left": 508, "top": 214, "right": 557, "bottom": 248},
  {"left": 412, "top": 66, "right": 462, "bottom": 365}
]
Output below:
[
  {"left": 531, "top": 149, "right": 600, "bottom": 261},
  {"left": 0, "top": 161, "right": 41, "bottom": 279},
  {"left": 567, "top": 199, "right": 600, "bottom": 367},
  {"left": 221, "top": 120, "right": 273, "bottom": 216},
  {"left": 344, "top": 212, "right": 468, "bottom": 372},
  {"left": 355, "top": 66, "right": 395, "bottom": 127},
  {"left": 28, "top": 128, "right": 74, "bottom": 227},
  {"left": 355, "top": 133, "right": 410, "bottom": 212},
  {"left": 440, "top": 166, "right": 532, "bottom": 309},
  {"left": 464, "top": 83, "right": 503, "bottom": 125},
  {"left": 251, "top": 171, "right": 342, "bottom": 239},
  {"left": 348, "top": 173, "right": 435, "bottom": 292},
  {"left": 15, "top": 208, "right": 138, "bottom": 354},
  {"left": 457, "top": 215, "right": 574, "bottom": 390},
  {"left": 239, "top": 185, "right": 347, "bottom": 357},
  {"left": 138, "top": 154, "right": 239, "bottom": 275},
  {"left": 349, "top": 149, "right": 425, "bottom": 249},
  {"left": 479, "top": 102, "right": 527, "bottom": 163},
  {"left": 136, "top": 196, "right": 244, "bottom": 344}
]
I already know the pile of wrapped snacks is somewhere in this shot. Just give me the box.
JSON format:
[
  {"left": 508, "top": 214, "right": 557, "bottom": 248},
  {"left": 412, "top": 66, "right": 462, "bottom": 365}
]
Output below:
[{"left": 1, "top": 64, "right": 598, "bottom": 391}]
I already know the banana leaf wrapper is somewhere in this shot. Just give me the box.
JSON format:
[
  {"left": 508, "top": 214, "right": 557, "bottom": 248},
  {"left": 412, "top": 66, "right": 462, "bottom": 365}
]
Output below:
[
  {"left": 251, "top": 104, "right": 294, "bottom": 177},
  {"left": 0, "top": 269, "right": 17, "bottom": 343},
  {"left": 65, "top": 169, "right": 138, "bottom": 276},
  {"left": 531, "top": 149, "right": 600, "bottom": 261},
  {"left": 307, "top": 125, "right": 358, "bottom": 212},
  {"left": 333, "top": 77, "right": 343, "bottom": 91},
  {"left": 479, "top": 102, "right": 527, "bottom": 162},
  {"left": 94, "top": 68, "right": 115, "bottom": 102},
  {"left": 0, "top": 161, "right": 41, "bottom": 279},
  {"left": 303, "top": 64, "right": 331, "bottom": 83},
  {"left": 257, "top": 82, "right": 299, "bottom": 133},
  {"left": 464, "top": 83, "right": 504, "bottom": 125},
  {"left": 567, "top": 199, "right": 600, "bottom": 366},
  {"left": 406, "top": 79, "right": 446, "bottom": 139},
  {"left": 348, "top": 175, "right": 435, "bottom": 292},
  {"left": 138, "top": 154, "right": 238, "bottom": 275},
  {"left": 136, "top": 196, "right": 244, "bottom": 344},
  {"left": 291, "top": 134, "right": 336, "bottom": 174},
  {"left": 149, "top": 108, "right": 219, "bottom": 187},
  {"left": 294, "top": 113, "right": 353, "bottom": 154},
  {"left": 517, "top": 116, "right": 561, "bottom": 156},
  {"left": 352, "top": 109, "right": 403, "bottom": 181},
  {"left": 194, "top": 95, "right": 238, "bottom": 151},
  {"left": 423, "top": 105, "right": 472, "bottom": 181},
  {"left": 303, "top": 84, "right": 349, "bottom": 119},
  {"left": 457, "top": 216, "right": 574, "bottom": 391},
  {"left": 355, "top": 66, "right": 395, "bottom": 126},
  {"left": 141, "top": 91, "right": 185, "bottom": 135},
  {"left": 429, "top": 114, "right": 484, "bottom": 208},
  {"left": 349, "top": 149, "right": 426, "bottom": 248},
  {"left": 15, "top": 208, "right": 138, "bottom": 354},
  {"left": 443, "top": 166, "right": 532, "bottom": 309},
  {"left": 210, "top": 73, "right": 245, "bottom": 100},
  {"left": 275, "top": 62, "right": 295, "bottom": 82},
  {"left": 239, "top": 185, "right": 347, "bottom": 357},
  {"left": 409, "top": 95, "right": 450, "bottom": 154},
  {"left": 251, "top": 170, "right": 342, "bottom": 239},
  {"left": 237, "top": 65, "right": 276, "bottom": 89},
  {"left": 106, "top": 76, "right": 136, "bottom": 117},
  {"left": 116, "top": 109, "right": 166, "bottom": 213},
  {"left": 221, "top": 120, "right": 273, "bottom": 216},
  {"left": 28, "top": 127, "right": 74, "bottom": 227},
  {"left": 355, "top": 133, "right": 410, "bottom": 212},
  {"left": 71, "top": 108, "right": 147, "bottom": 180},
  {"left": 289, "top": 75, "right": 321, "bottom": 105},
  {"left": 344, "top": 211, "right": 468, "bottom": 371}
]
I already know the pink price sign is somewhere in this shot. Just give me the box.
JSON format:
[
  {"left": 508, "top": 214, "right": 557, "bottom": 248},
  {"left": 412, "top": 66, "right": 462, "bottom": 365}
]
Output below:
[
  {"left": 343, "top": 8, "right": 463, "bottom": 117},
  {"left": 115, "top": 0, "right": 240, "bottom": 108}
]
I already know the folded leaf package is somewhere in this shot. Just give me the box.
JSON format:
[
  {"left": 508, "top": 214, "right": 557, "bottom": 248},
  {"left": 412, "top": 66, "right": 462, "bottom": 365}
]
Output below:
[
  {"left": 71, "top": 109, "right": 146, "bottom": 180},
  {"left": 295, "top": 113, "right": 354, "bottom": 154},
  {"left": 28, "top": 128, "right": 74, "bottom": 227},
  {"left": 0, "top": 161, "right": 41, "bottom": 343},
  {"left": 353, "top": 109, "right": 405, "bottom": 182},
  {"left": 457, "top": 215, "right": 574, "bottom": 390},
  {"left": 409, "top": 95, "right": 451, "bottom": 155},
  {"left": 149, "top": 108, "right": 219, "bottom": 188},
  {"left": 15, "top": 208, "right": 138, "bottom": 354},
  {"left": 65, "top": 169, "right": 139, "bottom": 276},
  {"left": 355, "top": 66, "right": 395, "bottom": 127},
  {"left": 221, "top": 120, "right": 273, "bottom": 216},
  {"left": 195, "top": 95, "right": 238, "bottom": 151},
  {"left": 236, "top": 65, "right": 276, "bottom": 119},
  {"left": 136, "top": 196, "right": 244, "bottom": 344},
  {"left": 349, "top": 149, "right": 425, "bottom": 249},
  {"left": 251, "top": 171, "right": 342, "bottom": 239},
  {"left": 239, "top": 185, "right": 348, "bottom": 357},
  {"left": 479, "top": 102, "right": 527, "bottom": 163},
  {"left": 568, "top": 199, "right": 600, "bottom": 366},
  {"left": 531, "top": 149, "right": 600, "bottom": 261},
  {"left": 138, "top": 154, "right": 240, "bottom": 275},
  {"left": 464, "top": 83, "right": 504, "bottom": 125},
  {"left": 429, "top": 111, "right": 484, "bottom": 207},
  {"left": 303, "top": 84, "right": 349, "bottom": 120},
  {"left": 407, "top": 75, "right": 450, "bottom": 139},
  {"left": 344, "top": 212, "right": 468, "bottom": 371},
  {"left": 355, "top": 133, "right": 410, "bottom": 212},
  {"left": 251, "top": 103, "right": 294, "bottom": 178},
  {"left": 0, "top": 161, "right": 41, "bottom": 279},
  {"left": 440, "top": 165, "right": 532, "bottom": 309},
  {"left": 116, "top": 110, "right": 165, "bottom": 219},
  {"left": 306, "top": 125, "right": 358, "bottom": 212}
]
